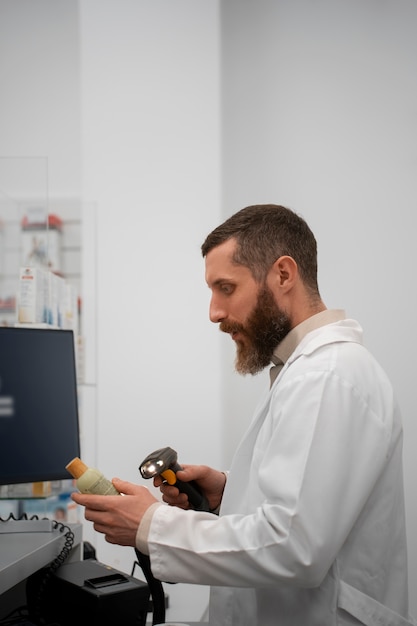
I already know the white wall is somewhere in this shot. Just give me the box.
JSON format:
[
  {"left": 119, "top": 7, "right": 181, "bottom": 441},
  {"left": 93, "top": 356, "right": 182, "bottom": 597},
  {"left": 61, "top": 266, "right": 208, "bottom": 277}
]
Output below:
[
  {"left": 0, "top": 0, "right": 81, "bottom": 194},
  {"left": 0, "top": 0, "right": 416, "bottom": 620}
]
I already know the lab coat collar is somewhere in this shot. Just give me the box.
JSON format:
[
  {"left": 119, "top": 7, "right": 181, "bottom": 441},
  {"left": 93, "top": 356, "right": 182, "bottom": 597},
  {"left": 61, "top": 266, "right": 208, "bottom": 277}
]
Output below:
[{"left": 272, "top": 309, "right": 347, "bottom": 366}]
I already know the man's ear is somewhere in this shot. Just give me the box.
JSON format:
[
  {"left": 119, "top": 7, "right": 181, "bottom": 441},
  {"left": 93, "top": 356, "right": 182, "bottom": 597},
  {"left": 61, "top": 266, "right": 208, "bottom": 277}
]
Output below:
[{"left": 268, "top": 255, "right": 298, "bottom": 292}]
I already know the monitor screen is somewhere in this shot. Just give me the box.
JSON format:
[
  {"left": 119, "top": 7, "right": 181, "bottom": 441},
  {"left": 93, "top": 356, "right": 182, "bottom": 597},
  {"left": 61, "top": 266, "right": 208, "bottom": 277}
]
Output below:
[{"left": 0, "top": 326, "right": 81, "bottom": 485}]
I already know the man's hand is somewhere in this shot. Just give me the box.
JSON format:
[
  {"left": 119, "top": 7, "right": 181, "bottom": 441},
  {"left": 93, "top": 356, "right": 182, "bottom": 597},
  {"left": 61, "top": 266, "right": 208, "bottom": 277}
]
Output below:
[
  {"left": 71, "top": 478, "right": 158, "bottom": 546},
  {"left": 153, "top": 464, "right": 226, "bottom": 512}
]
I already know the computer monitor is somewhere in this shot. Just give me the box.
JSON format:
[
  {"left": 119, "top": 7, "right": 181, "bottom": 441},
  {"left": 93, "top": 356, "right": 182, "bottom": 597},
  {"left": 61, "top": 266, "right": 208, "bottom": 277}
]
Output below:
[{"left": 0, "top": 326, "right": 81, "bottom": 485}]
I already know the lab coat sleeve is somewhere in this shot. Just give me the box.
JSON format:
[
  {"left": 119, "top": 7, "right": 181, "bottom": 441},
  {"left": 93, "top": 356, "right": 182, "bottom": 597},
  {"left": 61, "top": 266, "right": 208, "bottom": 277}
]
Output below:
[{"left": 147, "top": 368, "right": 394, "bottom": 588}]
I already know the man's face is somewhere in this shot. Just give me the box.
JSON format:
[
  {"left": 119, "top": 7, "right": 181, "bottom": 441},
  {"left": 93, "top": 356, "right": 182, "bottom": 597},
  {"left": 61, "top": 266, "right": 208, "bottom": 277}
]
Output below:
[{"left": 205, "top": 239, "right": 291, "bottom": 375}]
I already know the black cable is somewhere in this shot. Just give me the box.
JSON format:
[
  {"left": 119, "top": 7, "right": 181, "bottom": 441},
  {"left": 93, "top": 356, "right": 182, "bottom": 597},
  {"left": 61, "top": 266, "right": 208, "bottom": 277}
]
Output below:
[
  {"left": 28, "top": 519, "right": 74, "bottom": 625},
  {"left": 134, "top": 549, "right": 165, "bottom": 626},
  {"left": 0, "top": 512, "right": 43, "bottom": 522},
  {"left": 0, "top": 513, "right": 74, "bottom": 626}
]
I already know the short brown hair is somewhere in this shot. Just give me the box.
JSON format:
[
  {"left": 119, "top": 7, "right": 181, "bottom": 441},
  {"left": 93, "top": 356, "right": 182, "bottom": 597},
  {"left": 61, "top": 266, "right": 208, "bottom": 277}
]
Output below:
[{"left": 201, "top": 204, "right": 320, "bottom": 296}]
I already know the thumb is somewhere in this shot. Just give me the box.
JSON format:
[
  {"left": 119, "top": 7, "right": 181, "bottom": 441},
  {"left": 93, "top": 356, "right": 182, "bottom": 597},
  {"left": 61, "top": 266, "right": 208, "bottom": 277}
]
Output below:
[
  {"left": 112, "top": 477, "right": 148, "bottom": 496},
  {"left": 175, "top": 466, "right": 198, "bottom": 481}
]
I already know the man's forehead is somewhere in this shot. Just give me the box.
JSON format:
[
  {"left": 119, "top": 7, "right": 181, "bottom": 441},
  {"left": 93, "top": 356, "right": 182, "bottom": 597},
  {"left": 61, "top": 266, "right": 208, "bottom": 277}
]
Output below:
[{"left": 205, "top": 239, "right": 251, "bottom": 285}]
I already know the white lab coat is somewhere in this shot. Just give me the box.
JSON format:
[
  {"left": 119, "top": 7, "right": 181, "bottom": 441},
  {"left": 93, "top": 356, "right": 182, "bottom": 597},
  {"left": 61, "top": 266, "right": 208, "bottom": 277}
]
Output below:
[{"left": 148, "top": 320, "right": 415, "bottom": 625}]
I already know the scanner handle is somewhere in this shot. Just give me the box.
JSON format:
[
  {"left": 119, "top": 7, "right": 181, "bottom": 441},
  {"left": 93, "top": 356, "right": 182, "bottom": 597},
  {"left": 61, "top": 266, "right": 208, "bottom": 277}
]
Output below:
[{"left": 161, "top": 463, "right": 210, "bottom": 512}]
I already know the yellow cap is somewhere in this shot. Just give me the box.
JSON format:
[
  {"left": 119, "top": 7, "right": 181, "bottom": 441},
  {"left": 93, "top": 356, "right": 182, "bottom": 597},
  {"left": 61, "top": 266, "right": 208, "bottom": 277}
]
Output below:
[{"left": 66, "top": 457, "right": 88, "bottom": 479}]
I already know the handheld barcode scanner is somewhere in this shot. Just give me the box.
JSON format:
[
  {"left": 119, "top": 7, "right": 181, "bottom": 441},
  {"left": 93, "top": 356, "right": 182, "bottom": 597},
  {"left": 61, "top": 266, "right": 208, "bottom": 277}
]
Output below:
[
  {"left": 136, "top": 447, "right": 210, "bottom": 624},
  {"left": 139, "top": 446, "right": 210, "bottom": 512}
]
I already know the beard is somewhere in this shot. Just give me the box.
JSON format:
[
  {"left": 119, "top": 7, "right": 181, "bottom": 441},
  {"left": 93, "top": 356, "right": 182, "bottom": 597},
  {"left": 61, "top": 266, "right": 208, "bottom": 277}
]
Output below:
[{"left": 220, "top": 285, "right": 292, "bottom": 375}]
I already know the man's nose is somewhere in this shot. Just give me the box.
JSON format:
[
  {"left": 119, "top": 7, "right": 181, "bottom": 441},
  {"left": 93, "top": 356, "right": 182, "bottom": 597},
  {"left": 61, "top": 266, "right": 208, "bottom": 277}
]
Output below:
[{"left": 209, "top": 297, "right": 226, "bottom": 324}]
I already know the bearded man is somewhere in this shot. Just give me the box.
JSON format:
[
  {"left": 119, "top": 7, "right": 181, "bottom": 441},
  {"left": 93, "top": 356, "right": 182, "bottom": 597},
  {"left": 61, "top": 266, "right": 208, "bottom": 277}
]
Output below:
[{"left": 73, "top": 204, "right": 415, "bottom": 626}]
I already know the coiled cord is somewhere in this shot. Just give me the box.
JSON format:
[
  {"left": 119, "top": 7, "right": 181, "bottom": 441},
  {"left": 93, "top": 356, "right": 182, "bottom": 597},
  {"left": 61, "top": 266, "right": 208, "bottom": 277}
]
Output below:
[{"left": 0, "top": 513, "right": 75, "bottom": 626}]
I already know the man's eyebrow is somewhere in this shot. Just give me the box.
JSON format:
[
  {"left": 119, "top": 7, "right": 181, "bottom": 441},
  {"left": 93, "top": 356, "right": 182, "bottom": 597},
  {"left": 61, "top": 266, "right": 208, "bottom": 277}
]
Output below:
[{"left": 210, "top": 278, "right": 234, "bottom": 287}]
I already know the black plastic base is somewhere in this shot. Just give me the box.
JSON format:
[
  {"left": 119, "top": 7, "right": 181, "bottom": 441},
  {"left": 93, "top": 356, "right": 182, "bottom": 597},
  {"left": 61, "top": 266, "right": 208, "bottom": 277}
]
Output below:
[{"left": 26, "top": 559, "right": 150, "bottom": 626}]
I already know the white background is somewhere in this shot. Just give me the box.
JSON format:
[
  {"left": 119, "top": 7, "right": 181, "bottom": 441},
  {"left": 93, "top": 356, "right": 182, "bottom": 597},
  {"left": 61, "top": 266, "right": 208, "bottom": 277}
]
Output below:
[{"left": 0, "top": 1, "right": 416, "bottom": 622}]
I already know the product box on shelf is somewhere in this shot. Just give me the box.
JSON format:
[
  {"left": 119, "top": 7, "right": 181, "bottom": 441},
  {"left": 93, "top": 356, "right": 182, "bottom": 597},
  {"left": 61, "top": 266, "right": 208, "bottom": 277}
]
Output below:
[
  {"left": 18, "top": 266, "right": 49, "bottom": 324},
  {"left": 17, "top": 266, "right": 68, "bottom": 327},
  {"left": 0, "top": 481, "right": 52, "bottom": 499}
]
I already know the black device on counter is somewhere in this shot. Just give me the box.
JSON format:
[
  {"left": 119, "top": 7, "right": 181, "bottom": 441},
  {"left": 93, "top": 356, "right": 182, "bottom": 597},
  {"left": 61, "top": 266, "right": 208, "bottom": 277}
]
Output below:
[{"left": 27, "top": 559, "right": 150, "bottom": 626}]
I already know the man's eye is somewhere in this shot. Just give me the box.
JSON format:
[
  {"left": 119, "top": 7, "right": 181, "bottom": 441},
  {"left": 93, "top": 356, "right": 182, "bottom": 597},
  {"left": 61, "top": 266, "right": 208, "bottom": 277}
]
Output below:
[{"left": 220, "top": 284, "right": 234, "bottom": 295}]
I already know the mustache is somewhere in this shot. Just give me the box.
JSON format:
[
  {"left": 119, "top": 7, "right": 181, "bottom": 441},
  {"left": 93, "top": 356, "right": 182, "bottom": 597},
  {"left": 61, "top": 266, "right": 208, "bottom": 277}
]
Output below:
[{"left": 219, "top": 321, "right": 245, "bottom": 335}]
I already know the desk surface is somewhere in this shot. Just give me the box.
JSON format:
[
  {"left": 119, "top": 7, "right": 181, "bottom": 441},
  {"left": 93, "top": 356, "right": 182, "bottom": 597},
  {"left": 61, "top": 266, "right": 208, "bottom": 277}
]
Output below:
[{"left": 0, "top": 522, "right": 82, "bottom": 595}]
